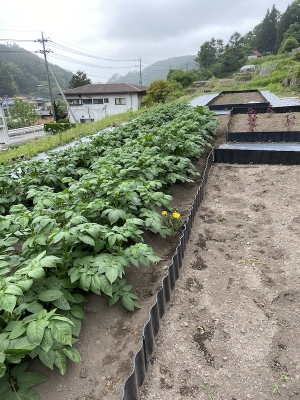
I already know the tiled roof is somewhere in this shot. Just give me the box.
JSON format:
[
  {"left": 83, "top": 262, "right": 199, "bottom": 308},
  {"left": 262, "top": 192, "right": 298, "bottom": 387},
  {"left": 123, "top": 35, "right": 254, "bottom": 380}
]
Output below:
[
  {"left": 63, "top": 82, "right": 147, "bottom": 95},
  {"left": 249, "top": 50, "right": 262, "bottom": 57}
]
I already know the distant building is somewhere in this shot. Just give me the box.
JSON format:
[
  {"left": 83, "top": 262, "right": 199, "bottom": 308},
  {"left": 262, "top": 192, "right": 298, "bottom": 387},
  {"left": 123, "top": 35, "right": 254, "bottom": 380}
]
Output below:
[
  {"left": 36, "top": 110, "right": 53, "bottom": 124},
  {"left": 63, "top": 83, "right": 147, "bottom": 123},
  {"left": 248, "top": 50, "right": 263, "bottom": 59}
]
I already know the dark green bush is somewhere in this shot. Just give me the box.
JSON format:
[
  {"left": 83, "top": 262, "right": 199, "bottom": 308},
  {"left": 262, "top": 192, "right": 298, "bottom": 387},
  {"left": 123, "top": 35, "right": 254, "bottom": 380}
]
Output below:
[{"left": 44, "top": 122, "right": 76, "bottom": 134}]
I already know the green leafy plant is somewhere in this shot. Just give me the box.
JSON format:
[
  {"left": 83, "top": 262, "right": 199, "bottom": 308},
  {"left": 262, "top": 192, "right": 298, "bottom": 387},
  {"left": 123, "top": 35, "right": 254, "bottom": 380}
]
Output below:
[{"left": 161, "top": 210, "right": 182, "bottom": 235}]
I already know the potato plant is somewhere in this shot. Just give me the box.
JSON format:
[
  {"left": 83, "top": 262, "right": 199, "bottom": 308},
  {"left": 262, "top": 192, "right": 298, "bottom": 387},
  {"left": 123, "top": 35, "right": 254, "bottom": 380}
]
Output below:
[{"left": 0, "top": 102, "right": 218, "bottom": 398}]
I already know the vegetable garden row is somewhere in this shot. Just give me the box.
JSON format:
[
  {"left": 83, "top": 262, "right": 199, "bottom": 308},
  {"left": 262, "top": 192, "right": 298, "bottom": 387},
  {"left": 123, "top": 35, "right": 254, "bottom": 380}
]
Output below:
[{"left": 0, "top": 102, "right": 218, "bottom": 399}]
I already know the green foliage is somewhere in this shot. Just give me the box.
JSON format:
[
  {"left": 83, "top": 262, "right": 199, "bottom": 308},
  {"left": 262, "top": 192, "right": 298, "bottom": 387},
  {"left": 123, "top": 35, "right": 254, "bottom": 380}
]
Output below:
[
  {"left": 68, "top": 70, "right": 91, "bottom": 89},
  {"left": 8, "top": 98, "right": 38, "bottom": 128},
  {"left": 0, "top": 61, "right": 18, "bottom": 97},
  {"left": 0, "top": 43, "right": 72, "bottom": 97},
  {"left": 142, "top": 80, "right": 183, "bottom": 105},
  {"left": 167, "top": 69, "right": 199, "bottom": 88},
  {"left": 0, "top": 101, "right": 218, "bottom": 397},
  {"left": 280, "top": 37, "right": 299, "bottom": 53},
  {"left": 44, "top": 122, "right": 76, "bottom": 134}
]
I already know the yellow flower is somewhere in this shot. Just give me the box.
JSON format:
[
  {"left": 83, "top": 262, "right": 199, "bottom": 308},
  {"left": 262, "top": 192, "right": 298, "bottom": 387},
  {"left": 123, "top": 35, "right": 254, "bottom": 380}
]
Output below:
[
  {"left": 172, "top": 212, "right": 181, "bottom": 219},
  {"left": 161, "top": 211, "right": 168, "bottom": 216}
]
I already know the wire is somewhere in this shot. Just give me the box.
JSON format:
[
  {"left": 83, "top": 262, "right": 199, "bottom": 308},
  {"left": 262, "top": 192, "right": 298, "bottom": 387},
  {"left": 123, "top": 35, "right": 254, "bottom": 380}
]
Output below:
[
  {"left": 44, "top": 33, "right": 138, "bottom": 61},
  {"left": 47, "top": 42, "right": 136, "bottom": 62},
  {"left": 48, "top": 53, "right": 137, "bottom": 69}
]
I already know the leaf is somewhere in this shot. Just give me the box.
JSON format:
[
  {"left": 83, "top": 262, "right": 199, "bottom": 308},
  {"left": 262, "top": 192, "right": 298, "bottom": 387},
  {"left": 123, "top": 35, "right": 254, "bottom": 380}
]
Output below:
[
  {"left": 27, "top": 268, "right": 45, "bottom": 279},
  {"left": 50, "top": 321, "right": 72, "bottom": 346},
  {"left": 38, "top": 289, "right": 64, "bottom": 302},
  {"left": 70, "top": 305, "right": 85, "bottom": 319},
  {"left": 62, "top": 347, "right": 81, "bottom": 363},
  {"left": 17, "top": 371, "right": 47, "bottom": 389},
  {"left": 0, "top": 294, "right": 16, "bottom": 313},
  {"left": 9, "top": 322, "right": 27, "bottom": 340},
  {"left": 78, "top": 235, "right": 95, "bottom": 247},
  {"left": 52, "top": 297, "right": 71, "bottom": 310},
  {"left": 0, "top": 363, "right": 6, "bottom": 378},
  {"left": 79, "top": 272, "right": 91, "bottom": 291},
  {"left": 90, "top": 274, "right": 101, "bottom": 294},
  {"left": 6, "top": 337, "right": 36, "bottom": 353},
  {"left": 54, "top": 349, "right": 67, "bottom": 375},
  {"left": 10, "top": 363, "right": 28, "bottom": 377},
  {"left": 39, "top": 348, "right": 55, "bottom": 369},
  {"left": 105, "top": 267, "right": 119, "bottom": 284},
  {"left": 5, "top": 285, "right": 23, "bottom": 296},
  {"left": 26, "top": 320, "right": 48, "bottom": 345},
  {"left": 98, "top": 275, "right": 112, "bottom": 297},
  {"left": 121, "top": 293, "right": 137, "bottom": 311},
  {"left": 40, "top": 328, "right": 54, "bottom": 353}
]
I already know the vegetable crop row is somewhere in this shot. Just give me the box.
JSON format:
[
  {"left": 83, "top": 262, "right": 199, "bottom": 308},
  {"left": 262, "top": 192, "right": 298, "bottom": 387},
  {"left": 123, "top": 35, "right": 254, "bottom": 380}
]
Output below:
[{"left": 0, "top": 103, "right": 218, "bottom": 398}]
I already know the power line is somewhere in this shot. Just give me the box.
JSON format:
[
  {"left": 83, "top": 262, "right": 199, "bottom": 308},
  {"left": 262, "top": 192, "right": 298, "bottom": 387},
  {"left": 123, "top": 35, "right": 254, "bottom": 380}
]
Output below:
[{"left": 47, "top": 42, "right": 136, "bottom": 62}]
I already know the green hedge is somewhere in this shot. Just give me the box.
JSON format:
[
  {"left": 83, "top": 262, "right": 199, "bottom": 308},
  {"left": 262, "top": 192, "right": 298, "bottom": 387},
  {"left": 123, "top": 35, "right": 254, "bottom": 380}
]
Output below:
[{"left": 44, "top": 122, "right": 77, "bottom": 134}]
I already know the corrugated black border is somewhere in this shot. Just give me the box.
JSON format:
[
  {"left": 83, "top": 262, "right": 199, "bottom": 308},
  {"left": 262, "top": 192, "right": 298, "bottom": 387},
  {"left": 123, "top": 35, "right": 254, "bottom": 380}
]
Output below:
[
  {"left": 120, "top": 150, "right": 214, "bottom": 400},
  {"left": 227, "top": 131, "right": 300, "bottom": 143},
  {"left": 214, "top": 148, "right": 300, "bottom": 165}
]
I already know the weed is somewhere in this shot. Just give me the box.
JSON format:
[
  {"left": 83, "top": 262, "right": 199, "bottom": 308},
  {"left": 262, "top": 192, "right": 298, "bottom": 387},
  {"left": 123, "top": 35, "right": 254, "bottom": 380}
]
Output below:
[
  {"left": 217, "top": 214, "right": 226, "bottom": 221},
  {"left": 200, "top": 384, "right": 215, "bottom": 399},
  {"left": 273, "top": 383, "right": 280, "bottom": 394},
  {"left": 279, "top": 375, "right": 290, "bottom": 382}
]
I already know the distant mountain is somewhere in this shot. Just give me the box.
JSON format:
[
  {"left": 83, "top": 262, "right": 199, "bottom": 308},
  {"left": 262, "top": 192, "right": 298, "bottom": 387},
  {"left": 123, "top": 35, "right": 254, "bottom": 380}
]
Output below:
[
  {"left": 0, "top": 43, "right": 73, "bottom": 98},
  {"left": 108, "top": 55, "right": 198, "bottom": 86}
]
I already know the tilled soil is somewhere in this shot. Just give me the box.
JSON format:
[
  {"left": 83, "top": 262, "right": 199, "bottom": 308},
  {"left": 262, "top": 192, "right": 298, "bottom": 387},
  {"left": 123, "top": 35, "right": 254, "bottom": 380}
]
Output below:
[
  {"left": 140, "top": 163, "right": 300, "bottom": 400},
  {"left": 229, "top": 112, "right": 300, "bottom": 133},
  {"left": 208, "top": 91, "right": 266, "bottom": 106}
]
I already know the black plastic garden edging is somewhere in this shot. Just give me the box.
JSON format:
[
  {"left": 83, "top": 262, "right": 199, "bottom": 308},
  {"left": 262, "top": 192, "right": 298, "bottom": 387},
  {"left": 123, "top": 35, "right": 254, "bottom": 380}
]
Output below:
[
  {"left": 120, "top": 150, "right": 214, "bottom": 400},
  {"left": 214, "top": 148, "right": 300, "bottom": 165}
]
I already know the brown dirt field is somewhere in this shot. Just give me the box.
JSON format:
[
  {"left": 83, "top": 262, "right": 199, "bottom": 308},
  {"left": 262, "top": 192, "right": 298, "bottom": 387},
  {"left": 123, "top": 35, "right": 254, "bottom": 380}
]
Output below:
[
  {"left": 229, "top": 112, "right": 300, "bottom": 133},
  {"left": 208, "top": 91, "right": 266, "bottom": 106}
]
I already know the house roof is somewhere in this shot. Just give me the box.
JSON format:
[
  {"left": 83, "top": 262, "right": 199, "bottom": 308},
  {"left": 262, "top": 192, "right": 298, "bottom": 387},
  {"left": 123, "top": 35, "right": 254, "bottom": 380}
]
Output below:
[
  {"left": 249, "top": 50, "right": 262, "bottom": 57},
  {"left": 63, "top": 82, "right": 147, "bottom": 96}
]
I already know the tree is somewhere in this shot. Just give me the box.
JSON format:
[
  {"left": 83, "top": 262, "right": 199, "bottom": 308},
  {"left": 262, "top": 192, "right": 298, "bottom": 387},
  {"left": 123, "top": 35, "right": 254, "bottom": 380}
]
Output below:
[
  {"left": 8, "top": 98, "right": 38, "bottom": 128},
  {"left": 280, "top": 36, "right": 299, "bottom": 52},
  {"left": 68, "top": 70, "right": 92, "bottom": 89},
  {"left": 142, "top": 80, "right": 182, "bottom": 106},
  {"left": 195, "top": 38, "right": 224, "bottom": 68},
  {"left": 0, "top": 61, "right": 18, "bottom": 96},
  {"left": 283, "top": 22, "right": 300, "bottom": 42},
  {"left": 221, "top": 32, "right": 249, "bottom": 74},
  {"left": 167, "top": 69, "right": 199, "bottom": 88},
  {"left": 53, "top": 99, "right": 66, "bottom": 121},
  {"left": 255, "top": 5, "right": 280, "bottom": 53},
  {"left": 277, "top": 0, "right": 300, "bottom": 48}
]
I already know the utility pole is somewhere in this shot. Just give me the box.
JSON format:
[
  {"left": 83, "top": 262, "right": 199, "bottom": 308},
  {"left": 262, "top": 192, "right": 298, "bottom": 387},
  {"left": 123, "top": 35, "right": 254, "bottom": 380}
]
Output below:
[
  {"left": 136, "top": 57, "right": 142, "bottom": 86},
  {"left": 35, "top": 32, "right": 56, "bottom": 122}
]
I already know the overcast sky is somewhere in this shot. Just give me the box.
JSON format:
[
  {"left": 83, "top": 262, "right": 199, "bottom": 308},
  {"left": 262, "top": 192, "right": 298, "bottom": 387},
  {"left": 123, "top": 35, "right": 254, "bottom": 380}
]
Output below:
[{"left": 0, "top": 0, "right": 292, "bottom": 83}]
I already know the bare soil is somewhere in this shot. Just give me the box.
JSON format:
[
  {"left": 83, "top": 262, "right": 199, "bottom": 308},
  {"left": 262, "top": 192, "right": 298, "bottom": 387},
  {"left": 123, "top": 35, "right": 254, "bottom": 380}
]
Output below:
[
  {"left": 140, "top": 162, "right": 300, "bottom": 400},
  {"left": 208, "top": 91, "right": 266, "bottom": 106},
  {"left": 32, "top": 94, "right": 300, "bottom": 400},
  {"left": 229, "top": 112, "right": 300, "bottom": 133}
]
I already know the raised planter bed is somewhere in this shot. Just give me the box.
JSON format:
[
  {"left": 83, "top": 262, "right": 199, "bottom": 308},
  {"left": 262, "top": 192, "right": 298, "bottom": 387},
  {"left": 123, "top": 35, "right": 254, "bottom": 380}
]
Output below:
[{"left": 207, "top": 90, "right": 269, "bottom": 111}]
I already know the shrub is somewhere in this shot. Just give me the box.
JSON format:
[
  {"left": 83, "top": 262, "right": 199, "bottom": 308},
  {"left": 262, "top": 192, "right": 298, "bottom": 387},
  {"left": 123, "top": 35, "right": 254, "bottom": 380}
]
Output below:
[{"left": 44, "top": 122, "right": 76, "bottom": 134}]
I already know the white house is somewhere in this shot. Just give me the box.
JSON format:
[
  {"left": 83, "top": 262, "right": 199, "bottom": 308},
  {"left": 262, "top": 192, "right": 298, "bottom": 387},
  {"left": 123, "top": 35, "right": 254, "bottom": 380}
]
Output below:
[
  {"left": 0, "top": 102, "right": 9, "bottom": 145},
  {"left": 63, "top": 83, "right": 147, "bottom": 123}
]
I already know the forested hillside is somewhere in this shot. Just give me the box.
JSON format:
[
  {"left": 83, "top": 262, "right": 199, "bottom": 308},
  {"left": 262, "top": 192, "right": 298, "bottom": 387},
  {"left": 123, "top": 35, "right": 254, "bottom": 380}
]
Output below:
[
  {"left": 0, "top": 43, "right": 72, "bottom": 98},
  {"left": 108, "top": 56, "right": 198, "bottom": 86}
]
